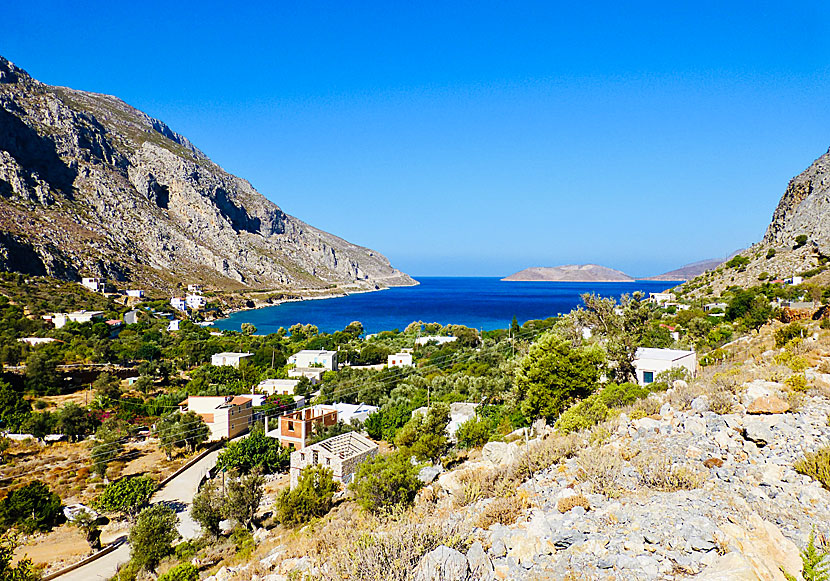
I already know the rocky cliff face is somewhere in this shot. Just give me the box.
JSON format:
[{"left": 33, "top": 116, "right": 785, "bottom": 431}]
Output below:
[
  {"left": 763, "top": 147, "right": 830, "bottom": 254},
  {"left": 0, "top": 56, "right": 414, "bottom": 291}
]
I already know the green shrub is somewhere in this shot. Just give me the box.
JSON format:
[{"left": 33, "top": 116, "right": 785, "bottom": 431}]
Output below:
[
  {"left": 216, "top": 426, "right": 290, "bottom": 474},
  {"left": 555, "top": 395, "right": 608, "bottom": 433},
  {"left": 726, "top": 255, "right": 750, "bottom": 269},
  {"left": 350, "top": 451, "right": 423, "bottom": 514},
  {"left": 766, "top": 248, "right": 776, "bottom": 259},
  {"left": 93, "top": 475, "right": 157, "bottom": 518},
  {"left": 0, "top": 480, "right": 61, "bottom": 533},
  {"left": 775, "top": 322, "right": 806, "bottom": 348},
  {"left": 799, "top": 530, "right": 830, "bottom": 581},
  {"left": 795, "top": 234, "right": 809, "bottom": 249},
  {"left": 275, "top": 466, "right": 338, "bottom": 526},
  {"left": 456, "top": 416, "right": 492, "bottom": 449},
  {"left": 129, "top": 504, "right": 179, "bottom": 572},
  {"left": 795, "top": 447, "right": 830, "bottom": 489},
  {"left": 598, "top": 382, "right": 651, "bottom": 407},
  {"left": 158, "top": 563, "right": 199, "bottom": 581}
]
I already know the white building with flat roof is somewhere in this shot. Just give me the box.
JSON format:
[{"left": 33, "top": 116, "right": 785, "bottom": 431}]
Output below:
[
  {"left": 81, "top": 278, "right": 103, "bottom": 292},
  {"left": 170, "top": 297, "right": 187, "bottom": 312},
  {"left": 388, "top": 352, "right": 413, "bottom": 367},
  {"left": 186, "top": 294, "right": 206, "bottom": 310},
  {"left": 288, "top": 367, "right": 325, "bottom": 384},
  {"left": 330, "top": 402, "right": 378, "bottom": 425},
  {"left": 415, "top": 336, "right": 458, "bottom": 346},
  {"left": 257, "top": 378, "right": 300, "bottom": 396},
  {"left": 633, "top": 347, "right": 697, "bottom": 385},
  {"left": 50, "top": 311, "right": 104, "bottom": 329},
  {"left": 288, "top": 350, "right": 339, "bottom": 371},
  {"left": 211, "top": 352, "right": 253, "bottom": 368},
  {"left": 126, "top": 289, "right": 144, "bottom": 298},
  {"left": 649, "top": 292, "right": 676, "bottom": 305}
]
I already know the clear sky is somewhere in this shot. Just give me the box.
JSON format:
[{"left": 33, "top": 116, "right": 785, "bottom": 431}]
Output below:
[{"left": 3, "top": 1, "right": 830, "bottom": 276}]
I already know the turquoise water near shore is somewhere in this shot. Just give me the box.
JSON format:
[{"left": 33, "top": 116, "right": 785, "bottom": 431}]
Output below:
[{"left": 213, "top": 277, "right": 681, "bottom": 335}]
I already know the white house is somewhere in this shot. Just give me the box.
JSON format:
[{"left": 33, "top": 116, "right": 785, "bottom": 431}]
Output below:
[
  {"left": 170, "top": 297, "right": 188, "bottom": 312},
  {"left": 633, "top": 347, "right": 697, "bottom": 385},
  {"left": 288, "top": 350, "right": 339, "bottom": 371},
  {"left": 187, "top": 284, "right": 203, "bottom": 294},
  {"left": 703, "top": 302, "right": 728, "bottom": 313},
  {"left": 415, "top": 336, "right": 458, "bottom": 346},
  {"left": 211, "top": 352, "right": 253, "bottom": 368},
  {"left": 124, "top": 310, "right": 141, "bottom": 325},
  {"left": 50, "top": 311, "right": 104, "bottom": 329},
  {"left": 126, "top": 289, "right": 144, "bottom": 298},
  {"left": 81, "top": 277, "right": 103, "bottom": 293},
  {"left": 288, "top": 367, "right": 325, "bottom": 384},
  {"left": 786, "top": 276, "right": 804, "bottom": 286},
  {"left": 167, "top": 320, "right": 180, "bottom": 332},
  {"left": 256, "top": 378, "right": 300, "bottom": 396},
  {"left": 649, "top": 292, "right": 676, "bottom": 305},
  {"left": 18, "top": 337, "right": 57, "bottom": 346},
  {"left": 186, "top": 294, "right": 206, "bottom": 310},
  {"left": 330, "top": 402, "right": 378, "bottom": 425},
  {"left": 179, "top": 396, "right": 253, "bottom": 440},
  {"left": 388, "top": 352, "right": 413, "bottom": 367}
]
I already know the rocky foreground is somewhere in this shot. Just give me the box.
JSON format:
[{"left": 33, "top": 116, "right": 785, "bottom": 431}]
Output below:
[{"left": 200, "top": 336, "right": 829, "bottom": 581}]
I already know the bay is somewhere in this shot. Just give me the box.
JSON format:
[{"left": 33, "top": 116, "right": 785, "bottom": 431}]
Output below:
[{"left": 212, "top": 277, "right": 681, "bottom": 335}]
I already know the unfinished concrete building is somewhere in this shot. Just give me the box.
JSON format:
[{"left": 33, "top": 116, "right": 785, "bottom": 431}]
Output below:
[
  {"left": 289, "top": 431, "right": 378, "bottom": 488},
  {"left": 266, "top": 405, "right": 337, "bottom": 450}
]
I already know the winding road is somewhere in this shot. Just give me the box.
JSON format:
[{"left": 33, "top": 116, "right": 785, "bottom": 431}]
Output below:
[{"left": 55, "top": 447, "right": 222, "bottom": 581}]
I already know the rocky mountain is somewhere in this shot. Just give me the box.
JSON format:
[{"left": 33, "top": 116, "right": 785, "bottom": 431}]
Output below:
[
  {"left": 502, "top": 264, "right": 634, "bottom": 282},
  {"left": 0, "top": 56, "right": 414, "bottom": 292},
  {"left": 680, "top": 147, "right": 830, "bottom": 298},
  {"left": 644, "top": 258, "right": 727, "bottom": 281}
]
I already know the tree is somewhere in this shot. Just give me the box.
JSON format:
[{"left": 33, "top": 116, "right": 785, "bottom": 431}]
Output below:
[
  {"left": 191, "top": 479, "right": 224, "bottom": 537},
  {"left": 129, "top": 504, "right": 179, "bottom": 572},
  {"left": 240, "top": 323, "right": 257, "bottom": 336},
  {"left": 70, "top": 509, "right": 101, "bottom": 549},
  {"left": 90, "top": 418, "right": 129, "bottom": 479},
  {"left": 177, "top": 411, "right": 210, "bottom": 453},
  {"left": 93, "top": 475, "right": 157, "bottom": 519},
  {"left": 133, "top": 375, "right": 154, "bottom": 395},
  {"left": 225, "top": 470, "right": 264, "bottom": 530},
  {"left": 93, "top": 372, "right": 122, "bottom": 401},
  {"left": 364, "top": 412, "right": 383, "bottom": 440},
  {"left": 514, "top": 332, "right": 604, "bottom": 422},
  {"left": 510, "top": 315, "right": 520, "bottom": 337},
  {"left": 0, "top": 531, "right": 39, "bottom": 581},
  {"left": 394, "top": 404, "right": 449, "bottom": 462},
  {"left": 343, "top": 321, "right": 364, "bottom": 338},
  {"left": 0, "top": 480, "right": 62, "bottom": 533},
  {"left": 274, "top": 466, "right": 338, "bottom": 525},
  {"left": 19, "top": 411, "right": 55, "bottom": 442},
  {"left": 0, "top": 381, "right": 31, "bottom": 432},
  {"left": 216, "top": 427, "right": 289, "bottom": 474},
  {"left": 456, "top": 416, "right": 491, "bottom": 449},
  {"left": 56, "top": 403, "right": 97, "bottom": 442},
  {"left": 24, "top": 349, "right": 59, "bottom": 395},
  {"left": 350, "top": 451, "right": 422, "bottom": 514}
]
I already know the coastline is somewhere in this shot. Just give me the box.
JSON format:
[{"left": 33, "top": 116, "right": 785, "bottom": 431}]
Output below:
[{"left": 211, "top": 279, "right": 420, "bottom": 324}]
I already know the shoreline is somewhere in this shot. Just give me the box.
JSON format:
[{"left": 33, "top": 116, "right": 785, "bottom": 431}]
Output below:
[{"left": 211, "top": 279, "right": 419, "bottom": 325}]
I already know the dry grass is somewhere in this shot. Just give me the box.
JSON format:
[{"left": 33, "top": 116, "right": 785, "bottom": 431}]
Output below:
[
  {"left": 475, "top": 495, "right": 527, "bottom": 529},
  {"left": 557, "top": 493, "right": 590, "bottom": 514},
  {"left": 634, "top": 453, "right": 704, "bottom": 491},
  {"left": 794, "top": 446, "right": 830, "bottom": 490},
  {"left": 576, "top": 445, "right": 623, "bottom": 498}
]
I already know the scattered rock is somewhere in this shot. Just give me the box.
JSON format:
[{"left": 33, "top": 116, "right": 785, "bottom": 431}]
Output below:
[
  {"left": 414, "top": 546, "right": 470, "bottom": 581},
  {"left": 703, "top": 457, "right": 723, "bottom": 469},
  {"left": 747, "top": 395, "right": 790, "bottom": 415}
]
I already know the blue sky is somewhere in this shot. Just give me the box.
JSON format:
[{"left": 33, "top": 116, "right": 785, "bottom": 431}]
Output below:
[{"left": 3, "top": 1, "right": 830, "bottom": 276}]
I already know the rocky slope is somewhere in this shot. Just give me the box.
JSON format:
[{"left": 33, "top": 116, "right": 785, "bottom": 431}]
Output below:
[
  {"left": 681, "top": 148, "right": 830, "bottom": 297},
  {"left": 0, "top": 56, "right": 414, "bottom": 292},
  {"left": 502, "top": 264, "right": 634, "bottom": 282},
  {"left": 643, "top": 258, "right": 727, "bottom": 282}
]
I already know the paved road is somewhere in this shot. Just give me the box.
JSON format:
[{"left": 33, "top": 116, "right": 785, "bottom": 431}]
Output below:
[{"left": 56, "top": 448, "right": 222, "bottom": 581}]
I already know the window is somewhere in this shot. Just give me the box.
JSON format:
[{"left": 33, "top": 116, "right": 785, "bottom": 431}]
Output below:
[
  {"left": 643, "top": 371, "right": 654, "bottom": 384},
  {"left": 288, "top": 421, "right": 294, "bottom": 431}
]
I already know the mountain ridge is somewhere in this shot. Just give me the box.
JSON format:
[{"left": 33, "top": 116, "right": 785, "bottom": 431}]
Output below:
[{"left": 0, "top": 56, "right": 414, "bottom": 293}]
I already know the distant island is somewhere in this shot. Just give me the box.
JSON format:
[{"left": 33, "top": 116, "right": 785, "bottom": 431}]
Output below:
[
  {"left": 502, "top": 264, "right": 634, "bottom": 282},
  {"left": 503, "top": 258, "right": 729, "bottom": 282}
]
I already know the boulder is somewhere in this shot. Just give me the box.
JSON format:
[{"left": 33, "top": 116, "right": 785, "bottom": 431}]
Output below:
[
  {"left": 698, "top": 514, "right": 802, "bottom": 581},
  {"left": 466, "top": 542, "right": 495, "bottom": 580},
  {"left": 690, "top": 396, "right": 709, "bottom": 414},
  {"left": 742, "top": 380, "right": 784, "bottom": 407},
  {"left": 743, "top": 420, "right": 774, "bottom": 446},
  {"left": 747, "top": 396, "right": 790, "bottom": 415},
  {"left": 482, "top": 442, "right": 519, "bottom": 467},
  {"left": 418, "top": 465, "right": 442, "bottom": 484},
  {"left": 414, "top": 546, "right": 470, "bottom": 581}
]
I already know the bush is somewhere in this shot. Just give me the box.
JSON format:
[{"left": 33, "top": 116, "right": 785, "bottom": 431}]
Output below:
[
  {"left": 0, "top": 531, "right": 39, "bottom": 580},
  {"left": 785, "top": 374, "right": 809, "bottom": 392},
  {"left": 275, "top": 466, "right": 338, "bottom": 526},
  {"left": 795, "top": 234, "right": 809, "bottom": 249},
  {"left": 93, "top": 475, "right": 157, "bottom": 518},
  {"left": 158, "top": 563, "right": 199, "bottom": 581},
  {"left": 726, "top": 255, "right": 750, "bottom": 269},
  {"left": 455, "top": 416, "right": 492, "bottom": 449},
  {"left": 0, "top": 480, "right": 61, "bottom": 533},
  {"left": 766, "top": 248, "right": 776, "bottom": 259},
  {"left": 557, "top": 493, "right": 590, "bottom": 513},
  {"left": 191, "top": 479, "right": 224, "bottom": 536},
  {"left": 351, "top": 451, "right": 423, "bottom": 514},
  {"left": 394, "top": 404, "right": 450, "bottom": 462},
  {"left": 576, "top": 446, "right": 622, "bottom": 497},
  {"left": 129, "top": 504, "right": 179, "bottom": 572},
  {"left": 555, "top": 395, "right": 608, "bottom": 433},
  {"left": 634, "top": 454, "right": 703, "bottom": 491},
  {"left": 795, "top": 446, "right": 830, "bottom": 489},
  {"left": 474, "top": 495, "right": 526, "bottom": 528},
  {"left": 775, "top": 322, "right": 806, "bottom": 348}
]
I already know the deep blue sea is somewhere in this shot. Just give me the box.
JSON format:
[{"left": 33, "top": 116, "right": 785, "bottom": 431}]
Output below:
[{"left": 212, "top": 277, "right": 681, "bottom": 335}]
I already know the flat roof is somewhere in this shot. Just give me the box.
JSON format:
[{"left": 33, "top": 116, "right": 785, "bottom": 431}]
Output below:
[
  {"left": 212, "top": 352, "right": 253, "bottom": 357},
  {"left": 635, "top": 347, "right": 695, "bottom": 361},
  {"left": 315, "top": 432, "right": 378, "bottom": 459},
  {"left": 291, "top": 349, "right": 337, "bottom": 356}
]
